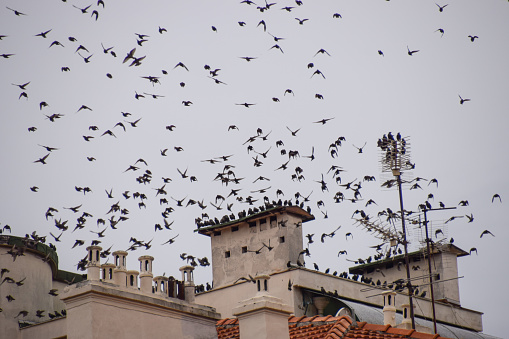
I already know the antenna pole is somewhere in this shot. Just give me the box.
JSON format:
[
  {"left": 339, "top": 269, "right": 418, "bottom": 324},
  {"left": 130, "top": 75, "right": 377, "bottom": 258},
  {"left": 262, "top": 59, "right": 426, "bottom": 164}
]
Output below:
[
  {"left": 423, "top": 208, "right": 437, "bottom": 333},
  {"left": 420, "top": 205, "right": 455, "bottom": 333},
  {"left": 395, "top": 171, "right": 415, "bottom": 329}
]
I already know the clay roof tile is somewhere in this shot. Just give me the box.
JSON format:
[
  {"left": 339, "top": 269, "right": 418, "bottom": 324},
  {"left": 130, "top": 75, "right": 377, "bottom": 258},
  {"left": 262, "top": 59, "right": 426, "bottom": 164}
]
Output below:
[{"left": 387, "top": 327, "right": 415, "bottom": 336}]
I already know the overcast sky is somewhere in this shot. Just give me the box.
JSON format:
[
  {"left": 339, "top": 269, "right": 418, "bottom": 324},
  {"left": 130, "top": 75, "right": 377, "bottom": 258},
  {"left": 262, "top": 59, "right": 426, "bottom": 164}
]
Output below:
[{"left": 1, "top": 0, "right": 508, "bottom": 336}]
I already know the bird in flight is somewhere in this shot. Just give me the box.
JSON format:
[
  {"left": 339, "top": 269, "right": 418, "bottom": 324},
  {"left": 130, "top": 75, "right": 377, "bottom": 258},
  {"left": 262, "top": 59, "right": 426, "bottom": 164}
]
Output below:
[
  {"left": 314, "top": 49, "right": 331, "bottom": 57},
  {"left": 311, "top": 69, "right": 326, "bottom": 79},
  {"left": 239, "top": 56, "right": 257, "bottom": 62},
  {"left": 286, "top": 126, "right": 301, "bottom": 136},
  {"left": 480, "top": 230, "right": 495, "bottom": 238},
  {"left": 123, "top": 48, "right": 136, "bottom": 64},
  {"left": 353, "top": 142, "right": 367, "bottom": 153},
  {"left": 174, "top": 62, "right": 189, "bottom": 71},
  {"left": 12, "top": 82, "right": 30, "bottom": 90},
  {"left": 35, "top": 29, "right": 52, "bottom": 38},
  {"left": 73, "top": 4, "right": 91, "bottom": 14},
  {"left": 162, "top": 234, "right": 179, "bottom": 245},
  {"left": 459, "top": 95, "right": 470, "bottom": 105},
  {"left": 314, "top": 118, "right": 334, "bottom": 125},
  {"left": 407, "top": 46, "right": 419, "bottom": 56},
  {"left": 6, "top": 7, "right": 27, "bottom": 16},
  {"left": 236, "top": 103, "right": 256, "bottom": 108},
  {"left": 468, "top": 35, "right": 479, "bottom": 42},
  {"left": 34, "top": 154, "right": 50, "bottom": 164},
  {"left": 295, "top": 18, "right": 309, "bottom": 25},
  {"left": 436, "top": 3, "right": 448, "bottom": 12}
]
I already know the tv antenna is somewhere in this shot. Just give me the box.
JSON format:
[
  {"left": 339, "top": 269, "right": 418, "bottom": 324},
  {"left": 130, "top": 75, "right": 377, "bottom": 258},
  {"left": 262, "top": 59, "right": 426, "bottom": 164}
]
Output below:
[{"left": 377, "top": 132, "right": 415, "bottom": 329}]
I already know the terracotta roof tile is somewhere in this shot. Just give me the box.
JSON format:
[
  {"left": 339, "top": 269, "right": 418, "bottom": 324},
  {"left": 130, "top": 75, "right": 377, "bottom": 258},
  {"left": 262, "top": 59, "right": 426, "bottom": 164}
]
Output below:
[
  {"left": 387, "top": 328, "right": 415, "bottom": 336},
  {"left": 409, "top": 332, "right": 439, "bottom": 339},
  {"left": 290, "top": 316, "right": 307, "bottom": 323},
  {"left": 216, "top": 315, "right": 453, "bottom": 339},
  {"left": 362, "top": 324, "right": 392, "bottom": 332},
  {"left": 313, "top": 315, "right": 333, "bottom": 322}
]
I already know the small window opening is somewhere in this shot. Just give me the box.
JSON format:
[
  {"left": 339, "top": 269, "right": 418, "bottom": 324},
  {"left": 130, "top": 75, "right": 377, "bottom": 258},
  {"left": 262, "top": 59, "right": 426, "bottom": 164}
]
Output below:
[
  {"left": 225, "top": 251, "right": 231, "bottom": 258},
  {"left": 232, "top": 226, "right": 239, "bottom": 232},
  {"left": 248, "top": 222, "right": 256, "bottom": 228},
  {"left": 279, "top": 236, "right": 285, "bottom": 243},
  {"left": 213, "top": 231, "right": 221, "bottom": 236},
  {"left": 260, "top": 218, "right": 267, "bottom": 231},
  {"left": 242, "top": 246, "right": 247, "bottom": 253}
]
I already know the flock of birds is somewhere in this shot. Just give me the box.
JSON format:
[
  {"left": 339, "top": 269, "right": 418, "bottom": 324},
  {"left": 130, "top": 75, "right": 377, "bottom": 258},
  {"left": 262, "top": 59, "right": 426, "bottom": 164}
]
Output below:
[{"left": 0, "top": 0, "right": 505, "bottom": 326}]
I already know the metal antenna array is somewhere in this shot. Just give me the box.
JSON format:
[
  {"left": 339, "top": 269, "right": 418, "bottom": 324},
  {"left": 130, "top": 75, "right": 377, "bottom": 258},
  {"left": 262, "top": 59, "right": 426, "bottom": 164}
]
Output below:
[
  {"left": 353, "top": 217, "right": 401, "bottom": 246},
  {"left": 377, "top": 132, "right": 415, "bottom": 329}
]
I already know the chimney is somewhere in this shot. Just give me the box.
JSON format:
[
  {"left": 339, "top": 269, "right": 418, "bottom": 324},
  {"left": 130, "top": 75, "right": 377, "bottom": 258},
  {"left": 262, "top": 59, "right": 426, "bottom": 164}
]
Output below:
[
  {"left": 101, "top": 263, "right": 116, "bottom": 282},
  {"left": 138, "top": 255, "right": 154, "bottom": 293},
  {"left": 153, "top": 276, "right": 168, "bottom": 296},
  {"left": 86, "top": 245, "right": 102, "bottom": 281},
  {"left": 180, "top": 265, "right": 195, "bottom": 303},
  {"left": 399, "top": 303, "right": 415, "bottom": 329},
  {"left": 313, "top": 297, "right": 329, "bottom": 316},
  {"left": 127, "top": 270, "right": 139, "bottom": 290},
  {"left": 112, "top": 250, "right": 128, "bottom": 287},
  {"left": 382, "top": 291, "right": 397, "bottom": 327},
  {"left": 232, "top": 275, "right": 292, "bottom": 339}
]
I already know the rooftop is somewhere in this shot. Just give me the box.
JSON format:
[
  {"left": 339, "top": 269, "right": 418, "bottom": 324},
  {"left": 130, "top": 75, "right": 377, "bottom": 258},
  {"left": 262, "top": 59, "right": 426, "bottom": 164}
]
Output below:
[
  {"left": 348, "top": 244, "right": 469, "bottom": 275},
  {"left": 196, "top": 205, "right": 314, "bottom": 235},
  {"left": 216, "top": 315, "right": 452, "bottom": 339}
]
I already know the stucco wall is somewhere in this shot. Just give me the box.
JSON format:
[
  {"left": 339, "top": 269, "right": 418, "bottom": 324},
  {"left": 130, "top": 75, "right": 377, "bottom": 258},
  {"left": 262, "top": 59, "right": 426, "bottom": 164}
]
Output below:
[
  {"left": 0, "top": 245, "right": 57, "bottom": 339},
  {"left": 20, "top": 317, "right": 67, "bottom": 339},
  {"left": 62, "top": 280, "right": 220, "bottom": 339},
  {"left": 210, "top": 211, "right": 304, "bottom": 288}
]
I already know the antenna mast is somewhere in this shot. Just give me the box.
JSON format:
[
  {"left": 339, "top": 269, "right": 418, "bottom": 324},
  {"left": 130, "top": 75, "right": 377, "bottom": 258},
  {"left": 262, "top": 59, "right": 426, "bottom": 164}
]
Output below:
[{"left": 377, "top": 132, "right": 415, "bottom": 329}]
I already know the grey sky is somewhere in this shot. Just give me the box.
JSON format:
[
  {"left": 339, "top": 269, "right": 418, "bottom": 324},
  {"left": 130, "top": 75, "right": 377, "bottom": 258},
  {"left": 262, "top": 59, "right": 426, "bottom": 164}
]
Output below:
[{"left": 1, "top": 1, "right": 507, "bottom": 336}]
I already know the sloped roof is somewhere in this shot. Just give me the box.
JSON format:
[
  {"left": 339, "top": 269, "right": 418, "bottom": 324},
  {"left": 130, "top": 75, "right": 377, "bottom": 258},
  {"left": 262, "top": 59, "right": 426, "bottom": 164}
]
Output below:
[{"left": 216, "top": 315, "right": 452, "bottom": 339}]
